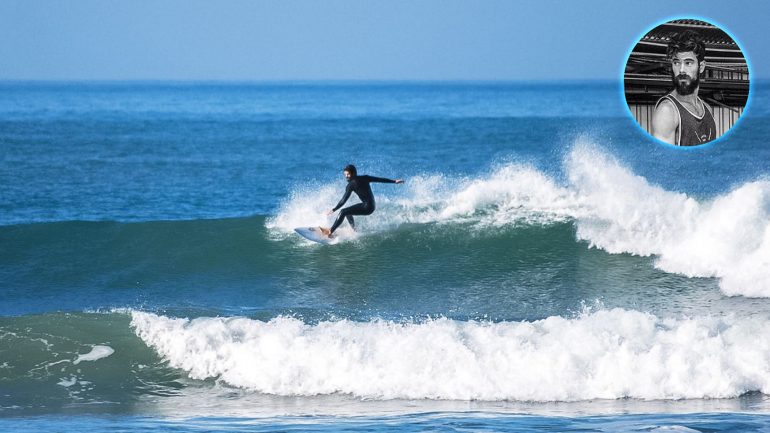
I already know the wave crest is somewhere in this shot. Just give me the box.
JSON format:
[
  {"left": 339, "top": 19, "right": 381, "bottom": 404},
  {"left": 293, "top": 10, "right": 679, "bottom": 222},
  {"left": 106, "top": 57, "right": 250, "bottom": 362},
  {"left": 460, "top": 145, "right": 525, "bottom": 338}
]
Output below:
[{"left": 567, "top": 143, "right": 770, "bottom": 298}]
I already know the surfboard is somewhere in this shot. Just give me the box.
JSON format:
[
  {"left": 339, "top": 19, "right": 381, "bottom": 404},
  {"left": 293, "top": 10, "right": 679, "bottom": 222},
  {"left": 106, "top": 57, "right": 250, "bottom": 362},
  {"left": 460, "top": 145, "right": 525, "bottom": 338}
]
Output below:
[{"left": 294, "top": 227, "right": 334, "bottom": 245}]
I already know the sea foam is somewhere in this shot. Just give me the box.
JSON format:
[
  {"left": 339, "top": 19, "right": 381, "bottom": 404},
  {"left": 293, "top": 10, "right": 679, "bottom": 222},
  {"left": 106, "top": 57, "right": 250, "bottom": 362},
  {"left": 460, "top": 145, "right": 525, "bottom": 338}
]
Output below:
[
  {"left": 267, "top": 142, "right": 770, "bottom": 297},
  {"left": 566, "top": 144, "right": 770, "bottom": 298},
  {"left": 131, "top": 309, "right": 770, "bottom": 401},
  {"left": 73, "top": 345, "right": 115, "bottom": 365}
]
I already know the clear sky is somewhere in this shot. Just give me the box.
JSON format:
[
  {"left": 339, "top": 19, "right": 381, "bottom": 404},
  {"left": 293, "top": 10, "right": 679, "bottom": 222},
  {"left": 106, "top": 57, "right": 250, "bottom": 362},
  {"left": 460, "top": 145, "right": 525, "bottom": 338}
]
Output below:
[{"left": 1, "top": 0, "right": 767, "bottom": 81}]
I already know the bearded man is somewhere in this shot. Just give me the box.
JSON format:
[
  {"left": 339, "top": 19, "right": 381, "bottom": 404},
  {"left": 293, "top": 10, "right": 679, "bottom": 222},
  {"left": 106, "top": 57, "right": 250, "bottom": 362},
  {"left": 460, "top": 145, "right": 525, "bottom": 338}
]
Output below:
[{"left": 652, "top": 30, "right": 717, "bottom": 146}]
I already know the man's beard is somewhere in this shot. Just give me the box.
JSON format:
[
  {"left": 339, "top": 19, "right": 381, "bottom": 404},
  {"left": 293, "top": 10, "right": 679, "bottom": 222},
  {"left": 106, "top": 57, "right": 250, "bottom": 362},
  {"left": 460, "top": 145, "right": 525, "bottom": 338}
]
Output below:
[{"left": 672, "top": 72, "right": 700, "bottom": 96}]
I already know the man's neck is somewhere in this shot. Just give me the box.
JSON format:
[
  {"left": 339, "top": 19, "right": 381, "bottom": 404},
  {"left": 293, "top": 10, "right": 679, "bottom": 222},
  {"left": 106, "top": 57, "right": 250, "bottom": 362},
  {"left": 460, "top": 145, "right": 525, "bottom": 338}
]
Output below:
[{"left": 673, "top": 88, "right": 700, "bottom": 105}]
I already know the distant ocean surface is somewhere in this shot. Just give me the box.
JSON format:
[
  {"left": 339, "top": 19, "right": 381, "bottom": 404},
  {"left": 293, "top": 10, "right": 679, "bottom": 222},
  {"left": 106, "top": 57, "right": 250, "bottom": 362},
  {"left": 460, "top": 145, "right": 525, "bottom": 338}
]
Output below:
[{"left": 2, "top": 81, "right": 770, "bottom": 432}]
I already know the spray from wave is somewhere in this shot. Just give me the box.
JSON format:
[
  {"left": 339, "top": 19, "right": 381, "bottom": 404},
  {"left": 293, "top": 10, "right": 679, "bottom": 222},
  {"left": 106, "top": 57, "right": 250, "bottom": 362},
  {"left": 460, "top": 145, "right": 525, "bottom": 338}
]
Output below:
[
  {"left": 566, "top": 143, "right": 770, "bottom": 298},
  {"left": 131, "top": 309, "right": 770, "bottom": 401},
  {"left": 266, "top": 165, "right": 577, "bottom": 236},
  {"left": 267, "top": 141, "right": 770, "bottom": 298}
]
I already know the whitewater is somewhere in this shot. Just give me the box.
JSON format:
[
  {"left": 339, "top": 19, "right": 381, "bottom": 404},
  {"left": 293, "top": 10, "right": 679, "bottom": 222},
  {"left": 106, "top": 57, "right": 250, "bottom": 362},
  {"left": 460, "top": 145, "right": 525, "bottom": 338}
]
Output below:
[{"left": 131, "top": 307, "right": 770, "bottom": 401}]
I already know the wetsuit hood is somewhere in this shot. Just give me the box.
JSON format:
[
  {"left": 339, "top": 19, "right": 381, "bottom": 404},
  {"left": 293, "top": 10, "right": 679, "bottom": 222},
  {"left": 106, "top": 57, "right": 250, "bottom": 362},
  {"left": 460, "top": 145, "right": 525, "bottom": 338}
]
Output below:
[{"left": 343, "top": 164, "right": 358, "bottom": 178}]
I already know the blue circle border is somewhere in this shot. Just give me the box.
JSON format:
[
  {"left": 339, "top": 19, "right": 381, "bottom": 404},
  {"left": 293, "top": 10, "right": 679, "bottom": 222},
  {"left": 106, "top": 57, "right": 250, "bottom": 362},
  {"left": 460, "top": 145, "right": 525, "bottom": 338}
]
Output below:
[{"left": 620, "top": 15, "right": 753, "bottom": 151}]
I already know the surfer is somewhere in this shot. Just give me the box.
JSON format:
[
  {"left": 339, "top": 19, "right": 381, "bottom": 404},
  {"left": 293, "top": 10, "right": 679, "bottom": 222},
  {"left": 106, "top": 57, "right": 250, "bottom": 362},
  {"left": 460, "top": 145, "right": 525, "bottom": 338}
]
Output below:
[{"left": 321, "top": 164, "right": 403, "bottom": 238}]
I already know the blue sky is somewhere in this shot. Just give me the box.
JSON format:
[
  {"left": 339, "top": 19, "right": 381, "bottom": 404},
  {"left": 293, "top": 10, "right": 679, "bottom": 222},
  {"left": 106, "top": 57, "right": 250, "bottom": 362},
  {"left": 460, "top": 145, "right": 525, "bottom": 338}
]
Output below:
[{"left": 1, "top": 0, "right": 767, "bottom": 81}]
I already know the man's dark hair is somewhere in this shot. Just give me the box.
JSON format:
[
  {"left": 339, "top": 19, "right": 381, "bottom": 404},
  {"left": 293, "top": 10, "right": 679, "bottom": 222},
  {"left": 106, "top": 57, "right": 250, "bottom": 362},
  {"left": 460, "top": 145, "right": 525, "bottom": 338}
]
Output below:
[
  {"left": 667, "top": 30, "right": 707, "bottom": 63},
  {"left": 343, "top": 164, "right": 357, "bottom": 177}
]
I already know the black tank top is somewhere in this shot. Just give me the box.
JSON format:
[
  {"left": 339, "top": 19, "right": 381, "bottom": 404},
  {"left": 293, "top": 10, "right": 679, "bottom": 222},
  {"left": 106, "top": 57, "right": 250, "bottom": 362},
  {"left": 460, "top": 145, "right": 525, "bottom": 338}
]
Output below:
[{"left": 655, "top": 94, "right": 717, "bottom": 146}]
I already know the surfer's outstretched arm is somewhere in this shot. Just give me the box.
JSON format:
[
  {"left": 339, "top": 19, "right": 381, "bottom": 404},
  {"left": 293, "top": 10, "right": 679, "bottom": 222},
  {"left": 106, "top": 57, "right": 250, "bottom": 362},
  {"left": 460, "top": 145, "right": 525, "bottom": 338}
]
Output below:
[
  {"left": 328, "top": 183, "right": 353, "bottom": 214},
  {"left": 363, "top": 176, "right": 404, "bottom": 184}
]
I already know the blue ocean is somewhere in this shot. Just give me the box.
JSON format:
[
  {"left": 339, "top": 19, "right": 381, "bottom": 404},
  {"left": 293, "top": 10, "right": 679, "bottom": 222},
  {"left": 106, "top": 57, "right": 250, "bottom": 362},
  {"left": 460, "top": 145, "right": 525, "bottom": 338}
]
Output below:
[{"left": 2, "top": 81, "right": 770, "bottom": 432}]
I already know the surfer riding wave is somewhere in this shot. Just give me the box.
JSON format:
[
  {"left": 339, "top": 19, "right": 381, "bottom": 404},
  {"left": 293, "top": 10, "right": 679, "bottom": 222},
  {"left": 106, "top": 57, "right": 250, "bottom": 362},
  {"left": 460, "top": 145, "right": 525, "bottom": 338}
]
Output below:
[{"left": 322, "top": 164, "right": 403, "bottom": 238}]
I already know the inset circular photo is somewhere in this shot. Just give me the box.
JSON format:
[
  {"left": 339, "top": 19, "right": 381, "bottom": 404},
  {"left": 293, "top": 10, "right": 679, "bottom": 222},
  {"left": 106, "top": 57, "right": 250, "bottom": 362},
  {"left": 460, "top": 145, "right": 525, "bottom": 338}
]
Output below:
[{"left": 624, "top": 19, "right": 749, "bottom": 147}]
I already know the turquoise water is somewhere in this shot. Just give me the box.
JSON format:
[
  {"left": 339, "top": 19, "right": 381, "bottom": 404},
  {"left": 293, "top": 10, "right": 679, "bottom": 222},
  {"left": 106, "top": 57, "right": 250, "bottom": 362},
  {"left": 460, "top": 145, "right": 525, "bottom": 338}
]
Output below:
[{"left": 2, "top": 82, "right": 770, "bottom": 431}]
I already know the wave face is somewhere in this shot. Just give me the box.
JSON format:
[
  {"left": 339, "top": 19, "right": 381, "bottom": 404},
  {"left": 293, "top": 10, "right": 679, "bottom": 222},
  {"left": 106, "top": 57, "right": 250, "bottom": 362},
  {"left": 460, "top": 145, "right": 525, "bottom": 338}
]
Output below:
[
  {"left": 268, "top": 142, "right": 770, "bottom": 298},
  {"left": 131, "top": 309, "right": 770, "bottom": 401},
  {"left": 2, "top": 214, "right": 601, "bottom": 321}
]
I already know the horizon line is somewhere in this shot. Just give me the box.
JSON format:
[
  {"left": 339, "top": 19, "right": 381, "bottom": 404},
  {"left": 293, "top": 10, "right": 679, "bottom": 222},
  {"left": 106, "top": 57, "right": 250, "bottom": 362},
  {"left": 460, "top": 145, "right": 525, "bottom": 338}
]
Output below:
[
  {"left": 0, "top": 78, "right": 625, "bottom": 84},
  {"left": 2, "top": 77, "right": 764, "bottom": 85}
]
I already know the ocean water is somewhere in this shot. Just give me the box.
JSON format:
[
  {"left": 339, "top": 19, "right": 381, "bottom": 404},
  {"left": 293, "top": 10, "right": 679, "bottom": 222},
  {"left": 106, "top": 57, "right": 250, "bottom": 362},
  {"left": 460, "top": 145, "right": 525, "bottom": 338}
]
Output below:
[{"left": 2, "top": 81, "right": 770, "bottom": 431}]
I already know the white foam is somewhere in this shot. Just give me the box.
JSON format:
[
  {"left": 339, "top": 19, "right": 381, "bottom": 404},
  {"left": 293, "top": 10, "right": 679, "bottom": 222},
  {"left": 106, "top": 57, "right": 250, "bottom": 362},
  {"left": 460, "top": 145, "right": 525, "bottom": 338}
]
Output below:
[
  {"left": 566, "top": 143, "right": 698, "bottom": 257},
  {"left": 650, "top": 428, "right": 702, "bottom": 433},
  {"left": 57, "top": 376, "right": 78, "bottom": 387},
  {"left": 73, "top": 345, "right": 115, "bottom": 365},
  {"left": 265, "top": 184, "right": 342, "bottom": 240},
  {"left": 131, "top": 309, "right": 770, "bottom": 401},
  {"left": 566, "top": 141, "right": 770, "bottom": 298}
]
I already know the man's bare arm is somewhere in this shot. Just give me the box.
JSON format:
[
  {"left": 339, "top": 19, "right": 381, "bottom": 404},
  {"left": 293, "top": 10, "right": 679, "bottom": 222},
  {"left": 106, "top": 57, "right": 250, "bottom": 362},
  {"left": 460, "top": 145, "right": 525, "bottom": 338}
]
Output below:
[{"left": 652, "top": 99, "right": 679, "bottom": 145}]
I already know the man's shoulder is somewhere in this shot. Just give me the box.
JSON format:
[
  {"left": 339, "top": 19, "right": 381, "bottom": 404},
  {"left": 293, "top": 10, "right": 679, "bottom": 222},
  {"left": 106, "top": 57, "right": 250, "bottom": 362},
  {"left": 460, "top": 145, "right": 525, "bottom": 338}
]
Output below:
[
  {"left": 654, "top": 94, "right": 676, "bottom": 110},
  {"left": 653, "top": 96, "right": 678, "bottom": 118}
]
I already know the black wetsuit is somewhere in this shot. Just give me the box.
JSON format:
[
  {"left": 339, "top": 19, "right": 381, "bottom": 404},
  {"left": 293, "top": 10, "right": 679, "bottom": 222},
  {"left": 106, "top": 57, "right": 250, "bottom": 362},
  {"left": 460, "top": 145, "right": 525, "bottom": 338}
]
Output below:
[{"left": 330, "top": 175, "right": 397, "bottom": 234}]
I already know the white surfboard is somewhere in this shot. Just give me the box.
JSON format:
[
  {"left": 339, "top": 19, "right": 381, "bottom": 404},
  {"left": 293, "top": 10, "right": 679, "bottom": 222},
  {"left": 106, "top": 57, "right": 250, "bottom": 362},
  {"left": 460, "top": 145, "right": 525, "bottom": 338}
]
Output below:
[{"left": 294, "top": 227, "right": 335, "bottom": 245}]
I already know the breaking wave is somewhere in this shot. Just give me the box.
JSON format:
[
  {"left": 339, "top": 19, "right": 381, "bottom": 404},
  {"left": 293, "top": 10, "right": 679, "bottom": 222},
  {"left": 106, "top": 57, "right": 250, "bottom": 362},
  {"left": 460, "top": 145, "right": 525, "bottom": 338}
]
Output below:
[
  {"left": 268, "top": 142, "right": 770, "bottom": 297},
  {"left": 131, "top": 308, "right": 770, "bottom": 401}
]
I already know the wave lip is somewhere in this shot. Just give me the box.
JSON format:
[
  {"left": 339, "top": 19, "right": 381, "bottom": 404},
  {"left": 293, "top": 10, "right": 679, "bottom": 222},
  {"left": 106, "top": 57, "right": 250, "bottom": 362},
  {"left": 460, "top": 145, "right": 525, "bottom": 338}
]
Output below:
[
  {"left": 653, "top": 181, "right": 770, "bottom": 297},
  {"left": 566, "top": 143, "right": 770, "bottom": 298},
  {"left": 131, "top": 309, "right": 770, "bottom": 402}
]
